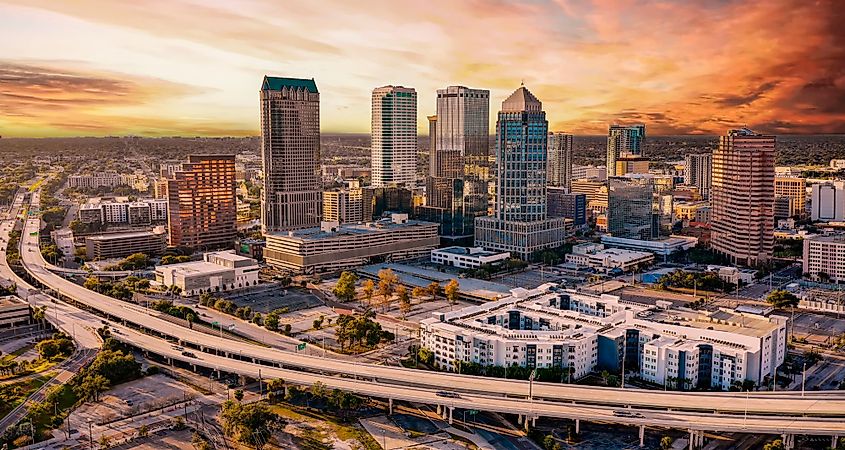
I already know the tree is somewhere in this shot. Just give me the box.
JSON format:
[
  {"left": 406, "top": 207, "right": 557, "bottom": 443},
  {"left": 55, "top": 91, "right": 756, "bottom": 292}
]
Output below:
[
  {"left": 361, "top": 279, "right": 375, "bottom": 307},
  {"left": 377, "top": 269, "right": 399, "bottom": 311},
  {"left": 766, "top": 290, "right": 800, "bottom": 308},
  {"left": 543, "top": 434, "right": 556, "bottom": 450},
  {"left": 313, "top": 316, "right": 324, "bottom": 330},
  {"left": 762, "top": 439, "right": 785, "bottom": 450},
  {"left": 412, "top": 286, "right": 427, "bottom": 299},
  {"left": 444, "top": 279, "right": 460, "bottom": 308},
  {"left": 76, "top": 374, "right": 110, "bottom": 401},
  {"left": 427, "top": 281, "right": 441, "bottom": 301},
  {"left": 660, "top": 436, "right": 673, "bottom": 450},
  {"left": 264, "top": 312, "right": 280, "bottom": 332},
  {"left": 397, "top": 285, "right": 411, "bottom": 319},
  {"left": 333, "top": 271, "right": 359, "bottom": 302},
  {"left": 234, "top": 389, "right": 244, "bottom": 402},
  {"left": 219, "top": 400, "right": 283, "bottom": 449},
  {"left": 138, "top": 424, "right": 149, "bottom": 438}
]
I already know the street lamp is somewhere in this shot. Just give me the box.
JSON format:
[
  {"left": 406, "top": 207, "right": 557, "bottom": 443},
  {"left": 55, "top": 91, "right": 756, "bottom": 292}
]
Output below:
[{"left": 87, "top": 418, "right": 93, "bottom": 449}]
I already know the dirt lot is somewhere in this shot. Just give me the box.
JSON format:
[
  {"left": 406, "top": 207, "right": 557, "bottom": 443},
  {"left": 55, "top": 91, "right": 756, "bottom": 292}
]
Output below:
[
  {"left": 72, "top": 374, "right": 198, "bottom": 425},
  {"left": 111, "top": 428, "right": 195, "bottom": 450}
]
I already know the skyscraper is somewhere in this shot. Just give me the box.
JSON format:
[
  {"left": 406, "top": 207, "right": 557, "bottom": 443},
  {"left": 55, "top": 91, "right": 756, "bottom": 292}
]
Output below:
[
  {"left": 260, "top": 76, "right": 321, "bottom": 234},
  {"left": 711, "top": 128, "right": 775, "bottom": 267},
  {"left": 547, "top": 132, "right": 574, "bottom": 190},
  {"left": 371, "top": 86, "right": 417, "bottom": 187},
  {"left": 684, "top": 153, "right": 712, "bottom": 200},
  {"left": 607, "top": 124, "right": 646, "bottom": 177},
  {"left": 167, "top": 155, "right": 237, "bottom": 249},
  {"left": 774, "top": 176, "right": 806, "bottom": 218},
  {"left": 607, "top": 174, "right": 657, "bottom": 240},
  {"left": 419, "top": 86, "right": 490, "bottom": 242},
  {"left": 475, "top": 85, "right": 570, "bottom": 260}
]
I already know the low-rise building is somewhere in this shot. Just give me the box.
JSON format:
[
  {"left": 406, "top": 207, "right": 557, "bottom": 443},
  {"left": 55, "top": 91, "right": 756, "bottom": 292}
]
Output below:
[
  {"left": 565, "top": 243, "right": 654, "bottom": 272},
  {"left": 810, "top": 181, "right": 845, "bottom": 222},
  {"left": 431, "top": 246, "right": 510, "bottom": 269},
  {"left": 85, "top": 228, "right": 167, "bottom": 260},
  {"left": 803, "top": 233, "right": 845, "bottom": 282},
  {"left": 78, "top": 198, "right": 168, "bottom": 226},
  {"left": 0, "top": 296, "right": 32, "bottom": 329},
  {"left": 155, "top": 250, "right": 260, "bottom": 296},
  {"left": 420, "top": 284, "right": 788, "bottom": 390},
  {"left": 707, "top": 265, "right": 756, "bottom": 285},
  {"left": 600, "top": 235, "right": 698, "bottom": 259},
  {"left": 264, "top": 214, "right": 439, "bottom": 274}
]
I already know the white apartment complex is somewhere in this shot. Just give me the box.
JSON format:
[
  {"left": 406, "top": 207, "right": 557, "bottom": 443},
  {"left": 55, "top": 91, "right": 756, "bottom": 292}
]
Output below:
[
  {"left": 803, "top": 233, "right": 845, "bottom": 283},
  {"left": 371, "top": 86, "right": 417, "bottom": 187},
  {"left": 421, "top": 284, "right": 788, "bottom": 390},
  {"left": 79, "top": 198, "right": 168, "bottom": 225}
]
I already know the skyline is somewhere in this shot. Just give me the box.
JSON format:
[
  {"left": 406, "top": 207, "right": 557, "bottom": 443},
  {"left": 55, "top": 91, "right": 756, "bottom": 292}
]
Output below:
[{"left": 1, "top": 0, "right": 844, "bottom": 137}]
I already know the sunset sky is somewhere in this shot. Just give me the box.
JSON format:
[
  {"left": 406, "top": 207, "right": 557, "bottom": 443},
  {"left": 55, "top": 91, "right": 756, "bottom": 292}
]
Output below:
[{"left": 1, "top": 0, "right": 844, "bottom": 137}]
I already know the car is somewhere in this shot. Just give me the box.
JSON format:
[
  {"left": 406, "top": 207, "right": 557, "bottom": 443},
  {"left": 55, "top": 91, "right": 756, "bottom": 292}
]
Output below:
[
  {"left": 181, "top": 351, "right": 197, "bottom": 358},
  {"left": 172, "top": 345, "right": 184, "bottom": 351},
  {"left": 435, "top": 391, "right": 461, "bottom": 399},
  {"left": 613, "top": 410, "right": 644, "bottom": 418}
]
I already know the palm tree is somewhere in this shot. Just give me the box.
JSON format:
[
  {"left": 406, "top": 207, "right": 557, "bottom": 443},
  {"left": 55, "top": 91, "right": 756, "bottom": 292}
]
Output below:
[{"left": 32, "top": 305, "right": 47, "bottom": 335}]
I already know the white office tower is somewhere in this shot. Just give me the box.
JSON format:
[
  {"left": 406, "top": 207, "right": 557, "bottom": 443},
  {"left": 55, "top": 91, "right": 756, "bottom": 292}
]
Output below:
[
  {"left": 548, "top": 132, "right": 574, "bottom": 191},
  {"left": 684, "top": 153, "right": 712, "bottom": 200},
  {"left": 371, "top": 86, "right": 418, "bottom": 187}
]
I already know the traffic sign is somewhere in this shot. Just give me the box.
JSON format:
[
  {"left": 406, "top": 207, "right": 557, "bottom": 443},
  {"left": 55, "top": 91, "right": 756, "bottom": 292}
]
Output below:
[{"left": 297, "top": 343, "right": 306, "bottom": 351}]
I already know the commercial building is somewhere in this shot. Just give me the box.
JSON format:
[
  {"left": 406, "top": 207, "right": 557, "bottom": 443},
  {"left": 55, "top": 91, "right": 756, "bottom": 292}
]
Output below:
[
  {"left": 614, "top": 156, "right": 650, "bottom": 175},
  {"left": 367, "top": 186, "right": 413, "bottom": 217},
  {"left": 547, "top": 189, "right": 586, "bottom": 226},
  {"left": 431, "top": 246, "right": 510, "bottom": 269},
  {"left": 79, "top": 198, "right": 168, "bottom": 226},
  {"left": 565, "top": 243, "right": 654, "bottom": 272},
  {"left": 0, "top": 296, "right": 32, "bottom": 329},
  {"left": 674, "top": 201, "right": 711, "bottom": 224},
  {"left": 572, "top": 165, "right": 607, "bottom": 181},
  {"left": 260, "top": 76, "right": 322, "bottom": 233},
  {"left": 607, "top": 174, "right": 657, "bottom": 240},
  {"left": 475, "top": 86, "right": 571, "bottom": 260},
  {"left": 155, "top": 250, "right": 260, "bottom": 296},
  {"left": 67, "top": 172, "right": 124, "bottom": 190},
  {"left": 167, "top": 155, "right": 237, "bottom": 250},
  {"left": 803, "top": 234, "right": 845, "bottom": 283},
  {"left": 371, "top": 85, "right": 417, "bottom": 187},
  {"left": 810, "top": 181, "right": 845, "bottom": 222},
  {"left": 85, "top": 228, "right": 167, "bottom": 260},
  {"left": 418, "top": 86, "right": 490, "bottom": 242},
  {"left": 547, "top": 132, "right": 574, "bottom": 190},
  {"left": 322, "top": 180, "right": 372, "bottom": 224},
  {"left": 684, "top": 154, "right": 712, "bottom": 200},
  {"left": 774, "top": 177, "right": 806, "bottom": 219},
  {"left": 710, "top": 128, "right": 775, "bottom": 267},
  {"left": 600, "top": 235, "right": 698, "bottom": 258},
  {"left": 570, "top": 178, "right": 608, "bottom": 216},
  {"left": 420, "top": 284, "right": 787, "bottom": 390},
  {"left": 264, "top": 214, "right": 439, "bottom": 273},
  {"left": 606, "top": 124, "right": 646, "bottom": 177}
]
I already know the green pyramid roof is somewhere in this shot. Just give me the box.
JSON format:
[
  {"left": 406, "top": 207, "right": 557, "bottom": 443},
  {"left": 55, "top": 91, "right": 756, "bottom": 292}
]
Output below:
[{"left": 261, "top": 76, "right": 318, "bottom": 93}]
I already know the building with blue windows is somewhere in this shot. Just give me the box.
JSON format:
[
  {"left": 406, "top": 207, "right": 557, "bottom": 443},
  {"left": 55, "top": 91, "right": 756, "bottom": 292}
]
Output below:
[
  {"left": 607, "top": 124, "right": 646, "bottom": 176},
  {"left": 475, "top": 86, "right": 571, "bottom": 260}
]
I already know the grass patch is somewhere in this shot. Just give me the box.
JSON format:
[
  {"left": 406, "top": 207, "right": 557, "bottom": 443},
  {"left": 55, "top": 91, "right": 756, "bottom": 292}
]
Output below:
[
  {"left": 2, "top": 343, "right": 36, "bottom": 361},
  {"left": 0, "top": 376, "right": 48, "bottom": 418},
  {"left": 269, "top": 403, "right": 380, "bottom": 450}
]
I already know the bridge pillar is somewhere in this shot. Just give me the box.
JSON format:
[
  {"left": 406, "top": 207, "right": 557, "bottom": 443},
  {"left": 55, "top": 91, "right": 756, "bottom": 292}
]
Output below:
[
  {"left": 388, "top": 398, "right": 393, "bottom": 415},
  {"left": 639, "top": 425, "right": 645, "bottom": 447},
  {"left": 524, "top": 416, "right": 530, "bottom": 432},
  {"left": 517, "top": 414, "right": 523, "bottom": 425},
  {"left": 437, "top": 404, "right": 442, "bottom": 415},
  {"left": 448, "top": 407, "right": 454, "bottom": 425},
  {"left": 688, "top": 430, "right": 695, "bottom": 450},
  {"left": 239, "top": 375, "right": 247, "bottom": 385},
  {"left": 575, "top": 419, "right": 580, "bottom": 435},
  {"left": 531, "top": 416, "right": 536, "bottom": 427},
  {"left": 167, "top": 357, "right": 172, "bottom": 366},
  {"left": 832, "top": 435, "right": 839, "bottom": 449}
]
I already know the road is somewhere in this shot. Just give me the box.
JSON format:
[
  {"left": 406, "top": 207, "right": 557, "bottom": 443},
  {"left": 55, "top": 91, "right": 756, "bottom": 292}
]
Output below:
[{"left": 15, "top": 190, "right": 845, "bottom": 442}]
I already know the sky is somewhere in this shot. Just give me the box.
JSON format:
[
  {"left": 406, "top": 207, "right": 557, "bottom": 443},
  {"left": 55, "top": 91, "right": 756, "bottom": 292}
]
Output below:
[{"left": 1, "top": 0, "right": 844, "bottom": 137}]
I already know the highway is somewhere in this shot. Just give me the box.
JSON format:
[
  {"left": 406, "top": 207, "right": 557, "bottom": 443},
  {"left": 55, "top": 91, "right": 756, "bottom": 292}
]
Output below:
[{"left": 13, "top": 191, "right": 845, "bottom": 441}]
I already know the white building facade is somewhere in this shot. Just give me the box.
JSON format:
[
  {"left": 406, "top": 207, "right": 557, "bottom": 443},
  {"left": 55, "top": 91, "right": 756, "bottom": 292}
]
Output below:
[{"left": 371, "top": 86, "right": 417, "bottom": 187}]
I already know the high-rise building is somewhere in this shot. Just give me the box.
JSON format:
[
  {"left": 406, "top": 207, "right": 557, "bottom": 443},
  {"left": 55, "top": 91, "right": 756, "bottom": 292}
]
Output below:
[
  {"left": 260, "top": 76, "right": 322, "bottom": 233},
  {"left": 803, "top": 234, "right": 845, "bottom": 283},
  {"left": 371, "top": 86, "right": 417, "bottom": 187},
  {"left": 810, "top": 181, "right": 845, "bottom": 221},
  {"left": 547, "top": 132, "right": 574, "bottom": 190},
  {"left": 474, "top": 85, "right": 570, "bottom": 260},
  {"left": 607, "top": 124, "right": 646, "bottom": 177},
  {"left": 419, "top": 86, "right": 490, "bottom": 242},
  {"left": 607, "top": 175, "right": 657, "bottom": 240},
  {"left": 711, "top": 128, "right": 775, "bottom": 267},
  {"left": 774, "top": 176, "right": 806, "bottom": 218},
  {"left": 614, "top": 156, "right": 650, "bottom": 176},
  {"left": 548, "top": 188, "right": 586, "bottom": 226},
  {"left": 684, "top": 153, "right": 712, "bottom": 200},
  {"left": 322, "top": 180, "right": 373, "bottom": 224},
  {"left": 167, "top": 155, "right": 237, "bottom": 249}
]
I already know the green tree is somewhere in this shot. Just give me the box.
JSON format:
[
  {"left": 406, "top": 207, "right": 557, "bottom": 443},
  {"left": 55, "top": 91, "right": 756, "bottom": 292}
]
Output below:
[
  {"left": 660, "top": 436, "right": 673, "bottom": 450},
  {"left": 377, "top": 269, "right": 399, "bottom": 311},
  {"left": 397, "top": 285, "right": 411, "bottom": 319},
  {"left": 234, "top": 389, "right": 244, "bottom": 402},
  {"left": 219, "top": 400, "right": 282, "bottom": 449},
  {"left": 766, "top": 290, "right": 800, "bottom": 308},
  {"left": 332, "top": 271, "right": 359, "bottom": 302},
  {"left": 264, "top": 311, "right": 280, "bottom": 332}
]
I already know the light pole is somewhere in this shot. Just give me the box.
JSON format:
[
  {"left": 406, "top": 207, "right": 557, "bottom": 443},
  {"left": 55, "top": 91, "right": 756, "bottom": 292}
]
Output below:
[
  {"left": 743, "top": 389, "right": 748, "bottom": 428},
  {"left": 87, "top": 418, "right": 93, "bottom": 449},
  {"left": 801, "top": 361, "right": 806, "bottom": 397}
]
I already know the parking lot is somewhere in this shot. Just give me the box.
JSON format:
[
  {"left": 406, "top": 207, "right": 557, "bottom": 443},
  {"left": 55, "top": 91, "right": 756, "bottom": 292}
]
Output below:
[
  {"left": 224, "top": 284, "right": 322, "bottom": 314},
  {"left": 792, "top": 311, "right": 845, "bottom": 345}
]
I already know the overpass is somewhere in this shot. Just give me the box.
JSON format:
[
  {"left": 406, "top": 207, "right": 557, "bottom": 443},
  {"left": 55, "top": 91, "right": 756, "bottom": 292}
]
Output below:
[{"left": 15, "top": 196, "right": 845, "bottom": 449}]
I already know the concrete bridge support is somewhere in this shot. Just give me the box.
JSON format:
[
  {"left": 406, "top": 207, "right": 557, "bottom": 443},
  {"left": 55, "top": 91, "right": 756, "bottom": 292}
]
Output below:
[
  {"left": 832, "top": 435, "right": 840, "bottom": 449},
  {"left": 517, "top": 414, "right": 523, "bottom": 425},
  {"left": 448, "top": 407, "right": 454, "bottom": 425},
  {"left": 781, "top": 434, "right": 795, "bottom": 450},
  {"left": 575, "top": 419, "right": 580, "bottom": 435},
  {"left": 437, "top": 405, "right": 443, "bottom": 416},
  {"left": 388, "top": 398, "right": 393, "bottom": 415},
  {"left": 639, "top": 425, "right": 645, "bottom": 447},
  {"left": 688, "top": 430, "right": 705, "bottom": 449}
]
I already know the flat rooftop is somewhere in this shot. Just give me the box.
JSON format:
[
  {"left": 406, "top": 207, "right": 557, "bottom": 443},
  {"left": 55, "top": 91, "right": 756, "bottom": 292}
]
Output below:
[
  {"left": 86, "top": 230, "right": 164, "bottom": 241},
  {"left": 435, "top": 246, "right": 507, "bottom": 258},
  {"left": 642, "top": 308, "right": 779, "bottom": 338},
  {"left": 0, "top": 295, "right": 26, "bottom": 308},
  {"left": 267, "top": 218, "right": 436, "bottom": 241},
  {"left": 158, "top": 261, "right": 230, "bottom": 276},
  {"left": 358, "top": 263, "right": 512, "bottom": 301}
]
